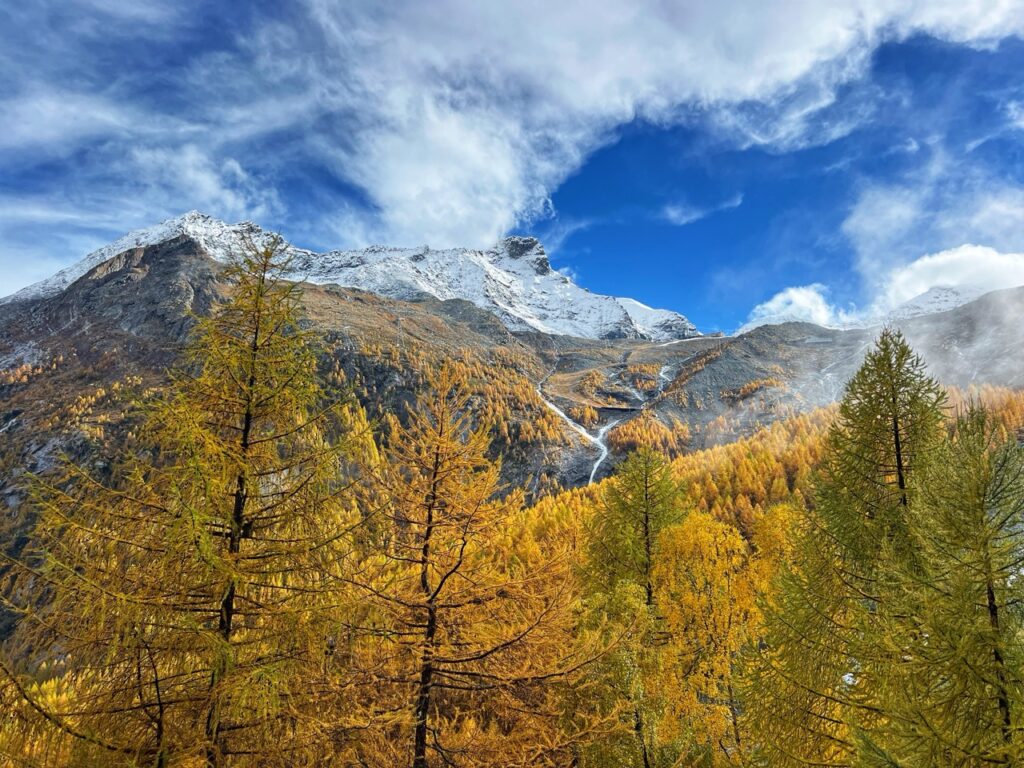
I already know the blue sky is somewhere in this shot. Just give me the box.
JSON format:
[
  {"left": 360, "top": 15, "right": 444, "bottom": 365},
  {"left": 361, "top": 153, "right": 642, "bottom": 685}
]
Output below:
[{"left": 3, "top": 2, "right": 1024, "bottom": 332}]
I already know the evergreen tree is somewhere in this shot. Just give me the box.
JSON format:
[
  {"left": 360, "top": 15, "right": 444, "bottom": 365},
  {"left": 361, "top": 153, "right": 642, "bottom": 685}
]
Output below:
[
  {"left": 0, "top": 241, "right": 366, "bottom": 767},
  {"left": 867, "top": 406, "right": 1024, "bottom": 765},
  {"left": 587, "top": 447, "right": 682, "bottom": 607},
  {"left": 744, "top": 328, "right": 946, "bottom": 766},
  {"left": 823, "top": 329, "right": 946, "bottom": 566},
  {"left": 579, "top": 447, "right": 683, "bottom": 767}
]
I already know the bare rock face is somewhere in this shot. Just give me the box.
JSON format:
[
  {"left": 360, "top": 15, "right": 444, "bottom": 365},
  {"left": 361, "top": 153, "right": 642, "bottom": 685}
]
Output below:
[
  {"left": 69, "top": 236, "right": 223, "bottom": 338},
  {"left": 0, "top": 236, "right": 223, "bottom": 360},
  {"left": 496, "top": 236, "right": 551, "bottom": 274}
]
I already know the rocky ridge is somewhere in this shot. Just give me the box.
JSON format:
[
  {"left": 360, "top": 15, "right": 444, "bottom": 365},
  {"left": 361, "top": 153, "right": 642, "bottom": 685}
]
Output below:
[{"left": 3, "top": 212, "right": 699, "bottom": 342}]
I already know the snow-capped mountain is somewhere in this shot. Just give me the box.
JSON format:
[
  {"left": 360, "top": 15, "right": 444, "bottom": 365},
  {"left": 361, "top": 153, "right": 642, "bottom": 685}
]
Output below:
[
  {"left": 841, "top": 286, "right": 991, "bottom": 329},
  {"left": 881, "top": 285, "right": 990, "bottom": 323},
  {"left": 737, "top": 284, "right": 996, "bottom": 336},
  {"left": 1, "top": 213, "right": 278, "bottom": 305},
  {"left": 2, "top": 212, "right": 698, "bottom": 342}
]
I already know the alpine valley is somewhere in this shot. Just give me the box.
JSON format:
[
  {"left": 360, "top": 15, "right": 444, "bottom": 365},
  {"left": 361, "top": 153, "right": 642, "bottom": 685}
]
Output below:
[{"left": 2, "top": 211, "right": 1022, "bottom": 507}]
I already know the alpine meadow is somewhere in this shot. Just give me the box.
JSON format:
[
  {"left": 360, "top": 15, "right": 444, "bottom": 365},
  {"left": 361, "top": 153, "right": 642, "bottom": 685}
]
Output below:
[{"left": 5, "top": 2, "right": 1024, "bottom": 766}]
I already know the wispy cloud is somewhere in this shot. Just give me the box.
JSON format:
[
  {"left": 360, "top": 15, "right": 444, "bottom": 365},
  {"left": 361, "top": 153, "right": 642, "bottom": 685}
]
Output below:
[
  {"left": 661, "top": 193, "right": 743, "bottom": 227},
  {"left": 741, "top": 100, "right": 1024, "bottom": 334},
  {"left": 1009, "top": 101, "right": 1024, "bottom": 128},
  {"left": 4, "top": 0, "right": 1024, "bottom": 296},
  {"left": 535, "top": 216, "right": 594, "bottom": 254},
  {"left": 841, "top": 147, "right": 1024, "bottom": 284}
]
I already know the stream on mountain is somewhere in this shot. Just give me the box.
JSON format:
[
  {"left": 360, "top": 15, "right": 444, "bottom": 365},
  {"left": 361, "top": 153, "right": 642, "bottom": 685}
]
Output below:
[{"left": 535, "top": 358, "right": 676, "bottom": 485}]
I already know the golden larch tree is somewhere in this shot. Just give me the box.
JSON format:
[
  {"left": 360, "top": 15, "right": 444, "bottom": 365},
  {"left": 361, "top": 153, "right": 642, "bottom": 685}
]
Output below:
[
  {"left": 349, "top": 365, "right": 594, "bottom": 767},
  {"left": 652, "top": 504, "right": 794, "bottom": 764},
  {"left": 1, "top": 241, "right": 367, "bottom": 767}
]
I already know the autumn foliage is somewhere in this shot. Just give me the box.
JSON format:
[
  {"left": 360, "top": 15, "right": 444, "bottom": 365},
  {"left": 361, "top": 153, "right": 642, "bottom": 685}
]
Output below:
[{"left": 5, "top": 245, "right": 1024, "bottom": 767}]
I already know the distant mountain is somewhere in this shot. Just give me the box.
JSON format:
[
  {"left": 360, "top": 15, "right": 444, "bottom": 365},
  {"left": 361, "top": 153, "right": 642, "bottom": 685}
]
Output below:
[
  {"left": 881, "top": 285, "right": 990, "bottom": 324},
  {"left": 738, "top": 284, "right": 1006, "bottom": 336},
  {"left": 2, "top": 212, "right": 699, "bottom": 342}
]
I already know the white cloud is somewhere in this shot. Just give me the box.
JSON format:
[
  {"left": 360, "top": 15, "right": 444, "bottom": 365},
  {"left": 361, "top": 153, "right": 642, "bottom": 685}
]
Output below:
[
  {"left": 877, "top": 244, "right": 1024, "bottom": 308},
  {"left": 293, "top": 0, "right": 1024, "bottom": 246},
  {"left": 1008, "top": 101, "right": 1024, "bottom": 129},
  {"left": 5, "top": 0, "right": 1024, "bottom": 293},
  {"left": 743, "top": 244, "right": 1024, "bottom": 332},
  {"left": 661, "top": 205, "right": 708, "bottom": 227},
  {"left": 740, "top": 283, "right": 845, "bottom": 332},
  {"left": 842, "top": 149, "right": 1024, "bottom": 282},
  {"left": 661, "top": 194, "right": 743, "bottom": 226},
  {"left": 0, "top": 91, "right": 143, "bottom": 152},
  {"left": 745, "top": 129, "right": 1024, "bottom": 333},
  {"left": 129, "top": 145, "right": 281, "bottom": 223},
  {"left": 537, "top": 216, "right": 593, "bottom": 254},
  {"left": 152, "top": 0, "right": 1024, "bottom": 250}
]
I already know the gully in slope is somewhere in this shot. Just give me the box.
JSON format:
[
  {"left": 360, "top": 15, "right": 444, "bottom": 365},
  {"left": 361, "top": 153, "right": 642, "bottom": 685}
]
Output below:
[{"left": 536, "top": 366, "right": 620, "bottom": 485}]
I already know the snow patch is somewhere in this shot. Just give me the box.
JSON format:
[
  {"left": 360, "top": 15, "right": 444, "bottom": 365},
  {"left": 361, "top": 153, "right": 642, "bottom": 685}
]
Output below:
[{"left": 0, "top": 341, "right": 46, "bottom": 370}]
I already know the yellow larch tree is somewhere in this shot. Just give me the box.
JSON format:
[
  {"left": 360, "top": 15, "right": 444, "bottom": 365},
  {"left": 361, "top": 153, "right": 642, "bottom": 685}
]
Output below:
[
  {"left": 0, "top": 240, "right": 368, "bottom": 767},
  {"left": 652, "top": 503, "right": 795, "bottom": 764},
  {"left": 349, "top": 365, "right": 595, "bottom": 767}
]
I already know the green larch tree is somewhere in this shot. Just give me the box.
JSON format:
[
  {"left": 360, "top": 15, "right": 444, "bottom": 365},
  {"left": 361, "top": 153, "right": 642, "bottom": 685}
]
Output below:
[
  {"left": 866, "top": 405, "right": 1024, "bottom": 765},
  {"left": 744, "top": 328, "right": 947, "bottom": 766},
  {"left": 579, "top": 447, "right": 684, "bottom": 768}
]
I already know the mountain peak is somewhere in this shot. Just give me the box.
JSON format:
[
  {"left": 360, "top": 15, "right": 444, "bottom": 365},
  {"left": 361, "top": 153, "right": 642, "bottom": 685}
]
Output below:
[
  {"left": 493, "top": 236, "right": 551, "bottom": 275},
  {"left": 498, "top": 235, "right": 542, "bottom": 256},
  {"left": 883, "top": 284, "right": 988, "bottom": 322},
  {"left": 2, "top": 213, "right": 700, "bottom": 341},
  {"left": 174, "top": 209, "right": 214, "bottom": 225}
]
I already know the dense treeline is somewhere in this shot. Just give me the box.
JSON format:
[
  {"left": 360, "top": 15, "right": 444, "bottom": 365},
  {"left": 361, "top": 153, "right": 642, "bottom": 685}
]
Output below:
[{"left": 3, "top": 247, "right": 1024, "bottom": 766}]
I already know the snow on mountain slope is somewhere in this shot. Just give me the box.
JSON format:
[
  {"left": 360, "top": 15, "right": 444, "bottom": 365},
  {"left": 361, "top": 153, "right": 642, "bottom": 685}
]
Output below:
[
  {"left": 1, "top": 212, "right": 699, "bottom": 341},
  {"left": 881, "top": 285, "right": 989, "bottom": 323},
  {"left": 291, "top": 237, "right": 699, "bottom": 340},
  {"left": 615, "top": 297, "right": 700, "bottom": 340},
  {"left": 0, "top": 212, "right": 282, "bottom": 305}
]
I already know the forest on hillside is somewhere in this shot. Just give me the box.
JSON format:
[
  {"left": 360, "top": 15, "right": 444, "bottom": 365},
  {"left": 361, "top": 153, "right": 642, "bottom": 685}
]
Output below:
[{"left": 3, "top": 246, "right": 1024, "bottom": 767}]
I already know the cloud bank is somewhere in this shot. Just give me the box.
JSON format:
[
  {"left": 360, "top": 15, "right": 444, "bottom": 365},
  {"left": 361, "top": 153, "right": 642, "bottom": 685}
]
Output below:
[
  {"left": 740, "top": 284, "right": 844, "bottom": 331},
  {"left": 742, "top": 244, "right": 1024, "bottom": 332}
]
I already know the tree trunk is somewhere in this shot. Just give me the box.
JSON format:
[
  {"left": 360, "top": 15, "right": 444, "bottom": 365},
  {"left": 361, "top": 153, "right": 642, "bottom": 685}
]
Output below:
[
  {"left": 986, "top": 576, "right": 1013, "bottom": 752},
  {"left": 413, "top": 606, "right": 437, "bottom": 768},
  {"left": 634, "top": 708, "right": 652, "bottom": 768},
  {"left": 413, "top": 447, "right": 442, "bottom": 768},
  {"left": 727, "top": 679, "right": 743, "bottom": 759},
  {"left": 642, "top": 466, "right": 653, "bottom": 608},
  {"left": 891, "top": 404, "right": 907, "bottom": 508},
  {"left": 205, "top": 275, "right": 263, "bottom": 767}
]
